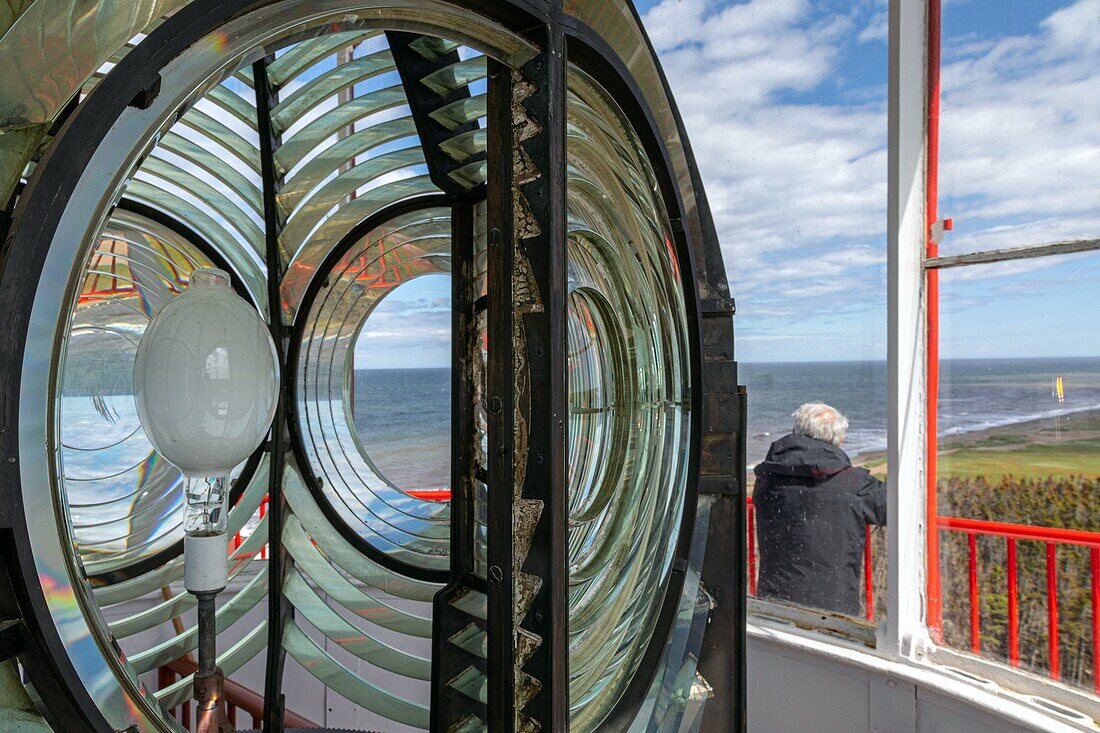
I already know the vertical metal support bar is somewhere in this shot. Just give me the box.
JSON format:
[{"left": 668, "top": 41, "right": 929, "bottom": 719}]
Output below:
[
  {"left": 924, "top": 0, "right": 944, "bottom": 643},
  {"left": 1091, "top": 547, "right": 1099, "bottom": 694},
  {"left": 451, "top": 200, "right": 476, "bottom": 580},
  {"left": 1007, "top": 538, "right": 1019, "bottom": 667},
  {"left": 1046, "top": 543, "right": 1060, "bottom": 680},
  {"left": 429, "top": 200, "right": 485, "bottom": 733},
  {"left": 253, "top": 55, "right": 290, "bottom": 733},
  {"left": 515, "top": 18, "right": 569, "bottom": 732},
  {"left": 887, "top": 0, "right": 930, "bottom": 657},
  {"left": 967, "top": 534, "right": 979, "bottom": 652},
  {"left": 865, "top": 526, "right": 875, "bottom": 621},
  {"left": 196, "top": 594, "right": 217, "bottom": 678},
  {"left": 486, "top": 54, "right": 518, "bottom": 731},
  {"left": 485, "top": 14, "right": 569, "bottom": 728},
  {"left": 698, "top": 349, "right": 746, "bottom": 733}
]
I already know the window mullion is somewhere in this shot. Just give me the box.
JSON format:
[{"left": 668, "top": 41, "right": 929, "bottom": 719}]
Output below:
[{"left": 886, "top": 0, "right": 932, "bottom": 657}]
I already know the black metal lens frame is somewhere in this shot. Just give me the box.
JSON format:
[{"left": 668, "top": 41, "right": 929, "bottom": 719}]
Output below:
[{"left": 0, "top": 2, "right": 742, "bottom": 731}]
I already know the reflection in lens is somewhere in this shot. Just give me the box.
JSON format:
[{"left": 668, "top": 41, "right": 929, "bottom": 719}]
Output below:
[{"left": 352, "top": 273, "right": 452, "bottom": 494}]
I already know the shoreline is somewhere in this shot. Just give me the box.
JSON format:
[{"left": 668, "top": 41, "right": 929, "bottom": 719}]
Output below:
[
  {"left": 850, "top": 406, "right": 1100, "bottom": 475},
  {"left": 748, "top": 407, "right": 1100, "bottom": 488}
]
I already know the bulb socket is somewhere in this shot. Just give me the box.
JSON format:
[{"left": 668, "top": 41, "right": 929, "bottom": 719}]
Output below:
[{"left": 184, "top": 533, "right": 228, "bottom": 595}]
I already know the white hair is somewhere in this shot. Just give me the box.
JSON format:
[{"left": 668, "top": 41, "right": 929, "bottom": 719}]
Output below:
[{"left": 792, "top": 402, "right": 849, "bottom": 447}]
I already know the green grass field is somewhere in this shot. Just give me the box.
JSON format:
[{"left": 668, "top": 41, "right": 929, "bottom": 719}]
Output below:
[{"left": 939, "top": 438, "right": 1100, "bottom": 479}]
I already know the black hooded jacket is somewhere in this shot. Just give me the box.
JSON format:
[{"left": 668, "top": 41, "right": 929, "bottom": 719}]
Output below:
[{"left": 753, "top": 433, "right": 887, "bottom": 616}]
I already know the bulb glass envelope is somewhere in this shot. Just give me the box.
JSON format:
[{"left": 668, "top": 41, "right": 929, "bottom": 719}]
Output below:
[
  {"left": 0, "top": 2, "right": 742, "bottom": 733},
  {"left": 134, "top": 267, "right": 279, "bottom": 482}
]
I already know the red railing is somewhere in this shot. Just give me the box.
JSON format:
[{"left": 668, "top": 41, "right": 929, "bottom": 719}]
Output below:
[
  {"left": 407, "top": 489, "right": 453, "bottom": 501},
  {"left": 938, "top": 516, "right": 1100, "bottom": 692},
  {"left": 157, "top": 658, "right": 317, "bottom": 729},
  {"left": 229, "top": 490, "right": 451, "bottom": 554}
]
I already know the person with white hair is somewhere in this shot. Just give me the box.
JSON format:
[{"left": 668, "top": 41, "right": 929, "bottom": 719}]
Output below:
[{"left": 752, "top": 402, "right": 886, "bottom": 615}]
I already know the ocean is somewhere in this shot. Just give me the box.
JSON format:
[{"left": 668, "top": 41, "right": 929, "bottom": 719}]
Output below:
[
  {"left": 352, "top": 367, "right": 452, "bottom": 491},
  {"left": 743, "top": 357, "right": 1100, "bottom": 463},
  {"left": 353, "top": 358, "right": 1100, "bottom": 472},
  {"left": 58, "top": 357, "right": 1100, "bottom": 507}
]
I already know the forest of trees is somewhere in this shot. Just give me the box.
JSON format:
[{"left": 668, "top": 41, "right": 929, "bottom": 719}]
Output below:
[
  {"left": 937, "top": 475, "right": 1097, "bottom": 691},
  {"left": 863, "top": 475, "right": 1097, "bottom": 692}
]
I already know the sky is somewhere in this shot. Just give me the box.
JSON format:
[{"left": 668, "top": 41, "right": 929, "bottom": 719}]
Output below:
[{"left": 355, "top": 0, "right": 1100, "bottom": 367}]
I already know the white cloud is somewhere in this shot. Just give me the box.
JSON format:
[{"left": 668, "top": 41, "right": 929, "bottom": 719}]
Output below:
[
  {"left": 938, "top": 0, "right": 1100, "bottom": 253},
  {"left": 642, "top": 0, "right": 1100, "bottom": 361},
  {"left": 644, "top": 0, "right": 888, "bottom": 360}
]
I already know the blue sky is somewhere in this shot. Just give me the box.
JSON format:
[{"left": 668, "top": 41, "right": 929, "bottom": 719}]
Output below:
[
  {"left": 356, "top": 0, "right": 1100, "bottom": 367},
  {"left": 636, "top": 0, "right": 1100, "bottom": 363}
]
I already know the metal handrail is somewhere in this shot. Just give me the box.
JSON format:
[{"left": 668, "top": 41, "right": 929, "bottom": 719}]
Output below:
[
  {"left": 938, "top": 515, "right": 1100, "bottom": 692},
  {"left": 158, "top": 657, "right": 318, "bottom": 730}
]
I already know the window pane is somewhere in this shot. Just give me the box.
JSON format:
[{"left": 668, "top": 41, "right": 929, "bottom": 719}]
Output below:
[
  {"left": 648, "top": 0, "right": 891, "bottom": 622},
  {"left": 935, "top": 250, "right": 1100, "bottom": 692},
  {"left": 938, "top": 1, "right": 1100, "bottom": 256}
]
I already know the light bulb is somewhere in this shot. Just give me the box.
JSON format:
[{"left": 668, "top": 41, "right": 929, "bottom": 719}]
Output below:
[
  {"left": 134, "top": 268, "right": 279, "bottom": 482},
  {"left": 134, "top": 267, "right": 278, "bottom": 593}
]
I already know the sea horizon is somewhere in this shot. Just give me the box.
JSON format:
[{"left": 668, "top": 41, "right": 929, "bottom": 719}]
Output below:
[{"left": 353, "top": 354, "right": 1100, "bottom": 370}]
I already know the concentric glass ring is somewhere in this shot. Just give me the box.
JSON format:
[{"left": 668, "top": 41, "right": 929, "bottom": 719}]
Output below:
[
  {"left": 565, "top": 67, "right": 694, "bottom": 731},
  {"left": 294, "top": 205, "right": 453, "bottom": 571}
]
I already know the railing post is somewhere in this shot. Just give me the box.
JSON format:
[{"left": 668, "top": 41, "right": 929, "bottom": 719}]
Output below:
[
  {"left": 158, "top": 668, "right": 175, "bottom": 719},
  {"left": 924, "top": 0, "right": 944, "bottom": 645},
  {"left": 865, "top": 526, "right": 874, "bottom": 621},
  {"left": 747, "top": 500, "right": 757, "bottom": 597},
  {"left": 1091, "top": 547, "right": 1099, "bottom": 695},
  {"left": 1046, "top": 543, "right": 1060, "bottom": 680},
  {"left": 1007, "top": 538, "right": 1019, "bottom": 667},
  {"left": 967, "top": 533, "right": 979, "bottom": 652},
  {"left": 259, "top": 496, "right": 268, "bottom": 560}
]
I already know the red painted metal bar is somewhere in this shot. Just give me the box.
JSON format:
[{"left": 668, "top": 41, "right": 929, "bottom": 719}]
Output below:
[
  {"left": 747, "top": 497, "right": 757, "bottom": 597},
  {"left": 259, "top": 495, "right": 268, "bottom": 560},
  {"left": 158, "top": 668, "right": 175, "bottom": 719},
  {"left": 163, "top": 658, "right": 318, "bottom": 728},
  {"left": 1091, "top": 548, "right": 1100, "bottom": 694},
  {"left": 967, "top": 533, "right": 980, "bottom": 652},
  {"left": 407, "top": 489, "right": 452, "bottom": 501},
  {"left": 939, "top": 516, "right": 1100, "bottom": 547},
  {"left": 865, "top": 525, "right": 874, "bottom": 620},
  {"left": 1007, "top": 538, "right": 1019, "bottom": 667},
  {"left": 925, "top": 0, "right": 945, "bottom": 644},
  {"left": 1046, "top": 543, "right": 1060, "bottom": 680},
  {"left": 181, "top": 700, "right": 191, "bottom": 730}
]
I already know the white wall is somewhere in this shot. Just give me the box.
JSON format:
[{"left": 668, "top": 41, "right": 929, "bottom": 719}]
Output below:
[{"left": 747, "top": 620, "right": 1094, "bottom": 733}]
